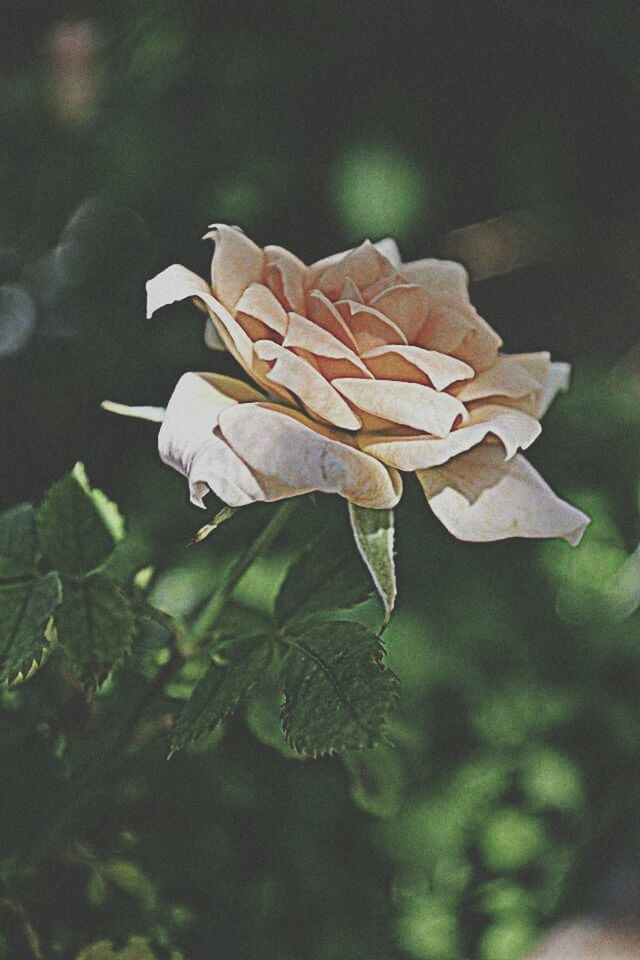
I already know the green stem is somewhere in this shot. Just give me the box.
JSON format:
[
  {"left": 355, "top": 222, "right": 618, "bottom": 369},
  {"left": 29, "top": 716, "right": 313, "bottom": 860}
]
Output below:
[{"left": 191, "top": 498, "right": 298, "bottom": 643}]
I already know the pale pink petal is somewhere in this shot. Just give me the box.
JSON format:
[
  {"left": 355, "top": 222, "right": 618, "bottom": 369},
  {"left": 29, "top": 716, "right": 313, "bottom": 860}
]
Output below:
[
  {"left": 417, "top": 445, "right": 590, "bottom": 544},
  {"left": 454, "top": 352, "right": 550, "bottom": 403},
  {"left": 204, "top": 224, "right": 264, "bottom": 310},
  {"left": 204, "top": 320, "right": 226, "bottom": 350},
  {"left": 283, "top": 312, "right": 372, "bottom": 376},
  {"left": 157, "top": 372, "right": 267, "bottom": 508},
  {"left": 332, "top": 378, "right": 469, "bottom": 437},
  {"left": 101, "top": 401, "right": 165, "bottom": 423},
  {"left": 335, "top": 300, "right": 408, "bottom": 352},
  {"left": 369, "top": 284, "right": 428, "bottom": 341},
  {"left": 218, "top": 402, "right": 402, "bottom": 509},
  {"left": 264, "top": 245, "right": 307, "bottom": 313},
  {"left": 374, "top": 237, "right": 402, "bottom": 266},
  {"left": 359, "top": 404, "right": 540, "bottom": 470},
  {"left": 400, "top": 257, "right": 470, "bottom": 301},
  {"left": 307, "top": 290, "right": 360, "bottom": 350},
  {"left": 235, "top": 282, "right": 288, "bottom": 338},
  {"left": 537, "top": 362, "right": 571, "bottom": 417},
  {"left": 362, "top": 344, "right": 474, "bottom": 390},
  {"left": 254, "top": 340, "right": 362, "bottom": 430}
]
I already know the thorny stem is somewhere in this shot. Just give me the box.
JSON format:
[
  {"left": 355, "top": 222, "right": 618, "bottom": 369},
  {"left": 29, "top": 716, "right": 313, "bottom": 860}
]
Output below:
[{"left": 27, "top": 498, "right": 299, "bottom": 872}]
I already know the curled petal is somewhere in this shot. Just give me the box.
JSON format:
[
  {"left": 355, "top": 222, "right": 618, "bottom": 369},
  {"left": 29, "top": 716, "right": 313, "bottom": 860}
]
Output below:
[
  {"left": 284, "top": 312, "right": 371, "bottom": 376},
  {"left": 417, "top": 445, "right": 590, "bottom": 544},
  {"left": 333, "top": 377, "right": 469, "bottom": 438},
  {"left": 235, "top": 282, "right": 288, "bottom": 338},
  {"left": 158, "top": 372, "right": 267, "bottom": 507},
  {"left": 218, "top": 403, "right": 402, "bottom": 508},
  {"left": 264, "top": 245, "right": 307, "bottom": 313},
  {"left": 335, "top": 300, "right": 408, "bottom": 352},
  {"left": 307, "top": 290, "right": 360, "bottom": 350},
  {"left": 401, "top": 257, "right": 470, "bottom": 301},
  {"left": 362, "top": 344, "right": 473, "bottom": 390},
  {"left": 359, "top": 404, "right": 540, "bottom": 470},
  {"left": 369, "top": 284, "right": 428, "bottom": 341},
  {"left": 204, "top": 224, "right": 264, "bottom": 310},
  {"left": 101, "top": 401, "right": 165, "bottom": 422},
  {"left": 418, "top": 298, "right": 502, "bottom": 373},
  {"left": 454, "top": 352, "right": 550, "bottom": 403},
  {"left": 537, "top": 362, "right": 571, "bottom": 417},
  {"left": 254, "top": 340, "right": 362, "bottom": 430},
  {"left": 146, "top": 263, "right": 211, "bottom": 319}
]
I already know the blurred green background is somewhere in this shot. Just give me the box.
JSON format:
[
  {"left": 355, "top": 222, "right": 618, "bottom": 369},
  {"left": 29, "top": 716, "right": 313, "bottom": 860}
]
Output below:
[{"left": 1, "top": 1, "right": 640, "bottom": 958}]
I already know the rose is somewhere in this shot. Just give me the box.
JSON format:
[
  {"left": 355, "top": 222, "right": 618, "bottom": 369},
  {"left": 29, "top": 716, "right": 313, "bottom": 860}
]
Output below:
[{"left": 107, "top": 224, "right": 589, "bottom": 544}]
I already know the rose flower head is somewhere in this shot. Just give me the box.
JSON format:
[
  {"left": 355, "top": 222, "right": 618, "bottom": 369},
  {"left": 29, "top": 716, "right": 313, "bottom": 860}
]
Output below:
[{"left": 105, "top": 225, "right": 589, "bottom": 545}]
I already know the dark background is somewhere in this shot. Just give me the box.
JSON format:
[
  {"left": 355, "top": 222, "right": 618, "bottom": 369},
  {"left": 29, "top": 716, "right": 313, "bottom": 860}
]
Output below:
[{"left": 1, "top": 2, "right": 640, "bottom": 958}]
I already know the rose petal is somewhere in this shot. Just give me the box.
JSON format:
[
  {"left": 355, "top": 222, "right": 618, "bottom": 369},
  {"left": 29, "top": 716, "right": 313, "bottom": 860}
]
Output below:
[
  {"left": 335, "top": 300, "right": 408, "bottom": 352},
  {"left": 314, "top": 241, "right": 399, "bottom": 301},
  {"left": 417, "top": 445, "right": 590, "bottom": 544},
  {"left": 309, "top": 237, "right": 401, "bottom": 280},
  {"left": 362, "top": 344, "right": 474, "bottom": 390},
  {"left": 283, "top": 312, "right": 371, "bottom": 376},
  {"left": 359, "top": 404, "right": 540, "bottom": 470},
  {"left": 418, "top": 298, "right": 502, "bottom": 373},
  {"left": 333, "top": 377, "right": 469, "bottom": 438},
  {"left": 101, "top": 401, "right": 165, "bottom": 422},
  {"left": 157, "top": 372, "right": 267, "bottom": 507},
  {"left": 264, "top": 245, "right": 307, "bottom": 313},
  {"left": 254, "top": 340, "right": 362, "bottom": 430},
  {"left": 369, "top": 284, "right": 428, "bottom": 341},
  {"left": 235, "top": 282, "right": 288, "bottom": 339},
  {"left": 307, "top": 289, "right": 360, "bottom": 350},
  {"left": 537, "top": 362, "right": 571, "bottom": 417},
  {"left": 204, "top": 224, "right": 264, "bottom": 310},
  {"left": 400, "top": 257, "right": 471, "bottom": 301},
  {"left": 453, "top": 352, "right": 550, "bottom": 403},
  {"left": 219, "top": 402, "right": 402, "bottom": 508}
]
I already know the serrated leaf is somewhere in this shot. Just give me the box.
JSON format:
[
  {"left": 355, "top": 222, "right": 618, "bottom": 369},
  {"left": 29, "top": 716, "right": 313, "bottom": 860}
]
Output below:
[
  {"left": 280, "top": 621, "right": 398, "bottom": 756},
  {"left": 0, "top": 571, "right": 61, "bottom": 683},
  {"left": 171, "top": 640, "right": 270, "bottom": 754},
  {"left": 348, "top": 504, "right": 396, "bottom": 628},
  {"left": 37, "top": 462, "right": 124, "bottom": 575},
  {"left": 0, "top": 503, "right": 40, "bottom": 577},
  {"left": 54, "top": 572, "right": 135, "bottom": 686},
  {"left": 275, "top": 529, "right": 372, "bottom": 627}
]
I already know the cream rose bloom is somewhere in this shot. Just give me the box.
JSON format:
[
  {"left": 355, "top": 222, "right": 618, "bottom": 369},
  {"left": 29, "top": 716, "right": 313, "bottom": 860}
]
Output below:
[{"left": 109, "top": 224, "right": 589, "bottom": 544}]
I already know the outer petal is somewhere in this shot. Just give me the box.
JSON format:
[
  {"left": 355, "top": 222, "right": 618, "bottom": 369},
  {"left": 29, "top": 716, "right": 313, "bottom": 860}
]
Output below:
[
  {"left": 417, "top": 445, "right": 590, "bottom": 545},
  {"left": 264, "top": 245, "right": 307, "bottom": 313},
  {"left": 400, "top": 257, "right": 470, "bottom": 301},
  {"left": 454, "top": 352, "right": 550, "bottom": 403},
  {"left": 362, "top": 344, "right": 473, "bottom": 390},
  {"left": 218, "top": 402, "right": 402, "bottom": 508},
  {"left": 537, "top": 362, "right": 571, "bottom": 417},
  {"left": 359, "top": 405, "right": 540, "bottom": 470},
  {"left": 158, "top": 372, "right": 267, "bottom": 507},
  {"left": 235, "top": 282, "right": 288, "bottom": 339},
  {"left": 254, "top": 340, "right": 362, "bottom": 430},
  {"left": 204, "top": 224, "right": 264, "bottom": 310},
  {"left": 101, "top": 401, "right": 165, "bottom": 422},
  {"left": 333, "top": 378, "right": 469, "bottom": 438}
]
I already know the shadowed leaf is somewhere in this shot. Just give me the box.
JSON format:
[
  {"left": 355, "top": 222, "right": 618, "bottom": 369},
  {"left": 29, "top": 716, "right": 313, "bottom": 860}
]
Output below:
[{"left": 0, "top": 571, "right": 61, "bottom": 683}]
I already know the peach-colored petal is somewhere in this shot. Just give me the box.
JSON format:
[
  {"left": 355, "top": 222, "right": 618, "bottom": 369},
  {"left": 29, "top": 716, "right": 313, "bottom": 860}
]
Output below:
[
  {"left": 218, "top": 402, "right": 402, "bottom": 508},
  {"left": 454, "top": 352, "right": 550, "bottom": 403},
  {"left": 235, "top": 282, "right": 288, "bottom": 339},
  {"left": 283, "top": 312, "right": 372, "bottom": 376},
  {"left": 335, "top": 300, "right": 408, "bottom": 352},
  {"left": 315, "top": 241, "right": 399, "bottom": 301},
  {"left": 332, "top": 378, "right": 469, "bottom": 438},
  {"left": 339, "top": 276, "right": 364, "bottom": 301},
  {"left": 101, "top": 401, "right": 165, "bottom": 422},
  {"left": 254, "top": 340, "right": 362, "bottom": 430},
  {"left": 359, "top": 404, "right": 540, "bottom": 470},
  {"left": 309, "top": 237, "right": 400, "bottom": 280},
  {"left": 453, "top": 308, "right": 503, "bottom": 372},
  {"left": 362, "top": 344, "right": 474, "bottom": 390},
  {"left": 204, "top": 320, "right": 226, "bottom": 350},
  {"left": 307, "top": 289, "right": 360, "bottom": 350},
  {"left": 157, "top": 372, "right": 267, "bottom": 508},
  {"left": 264, "top": 245, "right": 307, "bottom": 313},
  {"left": 537, "top": 362, "right": 571, "bottom": 417},
  {"left": 369, "top": 284, "right": 428, "bottom": 341},
  {"left": 204, "top": 224, "right": 264, "bottom": 310},
  {"left": 417, "top": 444, "right": 590, "bottom": 544},
  {"left": 401, "top": 257, "right": 470, "bottom": 302}
]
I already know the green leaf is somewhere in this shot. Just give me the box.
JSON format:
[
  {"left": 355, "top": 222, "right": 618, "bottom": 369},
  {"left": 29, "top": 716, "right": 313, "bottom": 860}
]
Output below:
[
  {"left": 280, "top": 621, "right": 398, "bottom": 756},
  {"left": 37, "top": 462, "right": 124, "bottom": 575},
  {"left": 0, "top": 503, "right": 40, "bottom": 577},
  {"left": 343, "top": 745, "right": 406, "bottom": 818},
  {"left": 54, "top": 572, "right": 135, "bottom": 686},
  {"left": 275, "top": 528, "right": 372, "bottom": 627},
  {"left": 0, "top": 571, "right": 61, "bottom": 683},
  {"left": 171, "top": 640, "right": 270, "bottom": 754},
  {"left": 348, "top": 504, "right": 396, "bottom": 628}
]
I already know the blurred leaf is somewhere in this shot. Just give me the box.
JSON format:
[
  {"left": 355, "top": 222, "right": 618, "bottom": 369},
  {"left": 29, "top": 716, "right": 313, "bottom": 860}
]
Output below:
[
  {"left": 275, "top": 528, "right": 372, "bottom": 628},
  {"left": 37, "top": 463, "right": 124, "bottom": 576},
  {"left": 0, "top": 572, "right": 61, "bottom": 683},
  {"left": 54, "top": 572, "right": 135, "bottom": 686},
  {"left": 76, "top": 939, "right": 160, "bottom": 960},
  {"left": 280, "top": 621, "right": 398, "bottom": 756},
  {"left": 245, "top": 682, "right": 300, "bottom": 759},
  {"left": 343, "top": 744, "right": 405, "bottom": 818},
  {"left": 171, "top": 640, "right": 270, "bottom": 754},
  {"left": 480, "top": 809, "right": 547, "bottom": 871},
  {"left": 348, "top": 504, "right": 396, "bottom": 627},
  {"left": 0, "top": 284, "right": 36, "bottom": 357},
  {"left": 0, "top": 503, "right": 39, "bottom": 577}
]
